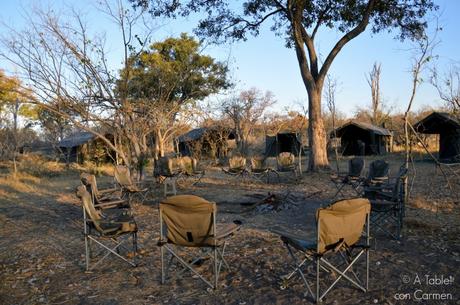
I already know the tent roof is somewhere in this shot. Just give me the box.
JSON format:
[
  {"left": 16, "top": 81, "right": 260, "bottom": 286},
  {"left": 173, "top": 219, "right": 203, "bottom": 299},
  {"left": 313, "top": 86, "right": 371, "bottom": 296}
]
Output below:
[
  {"left": 59, "top": 132, "right": 96, "bottom": 148},
  {"left": 177, "top": 128, "right": 207, "bottom": 142},
  {"left": 414, "top": 112, "right": 460, "bottom": 134},
  {"left": 177, "top": 127, "right": 235, "bottom": 143},
  {"left": 332, "top": 121, "right": 392, "bottom": 137}
]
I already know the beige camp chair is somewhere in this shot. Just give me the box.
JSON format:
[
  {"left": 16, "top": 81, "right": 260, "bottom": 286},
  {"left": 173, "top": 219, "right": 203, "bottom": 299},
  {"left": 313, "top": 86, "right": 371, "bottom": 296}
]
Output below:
[
  {"left": 158, "top": 195, "right": 241, "bottom": 289},
  {"left": 222, "top": 155, "right": 247, "bottom": 178},
  {"left": 248, "top": 156, "right": 279, "bottom": 183},
  {"left": 154, "top": 157, "right": 184, "bottom": 196},
  {"left": 276, "top": 152, "right": 299, "bottom": 177},
  {"left": 114, "top": 165, "right": 149, "bottom": 204},
  {"left": 76, "top": 185, "right": 138, "bottom": 271},
  {"left": 80, "top": 173, "right": 128, "bottom": 209},
  {"left": 273, "top": 198, "right": 371, "bottom": 303}
]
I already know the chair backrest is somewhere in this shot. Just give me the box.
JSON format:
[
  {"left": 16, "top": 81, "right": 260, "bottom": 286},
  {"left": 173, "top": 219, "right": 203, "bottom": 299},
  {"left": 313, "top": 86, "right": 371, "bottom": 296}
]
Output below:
[
  {"left": 80, "top": 173, "right": 100, "bottom": 200},
  {"left": 179, "top": 156, "right": 195, "bottom": 174},
  {"left": 229, "top": 156, "right": 246, "bottom": 170},
  {"left": 76, "top": 185, "right": 103, "bottom": 231},
  {"left": 155, "top": 156, "right": 182, "bottom": 177},
  {"left": 368, "top": 160, "right": 389, "bottom": 180},
  {"left": 251, "top": 157, "right": 266, "bottom": 170},
  {"left": 114, "top": 165, "right": 133, "bottom": 187},
  {"left": 316, "top": 198, "right": 370, "bottom": 254},
  {"left": 348, "top": 157, "right": 365, "bottom": 177},
  {"left": 159, "top": 195, "right": 216, "bottom": 247},
  {"left": 391, "top": 165, "right": 408, "bottom": 202},
  {"left": 277, "top": 152, "right": 295, "bottom": 170}
]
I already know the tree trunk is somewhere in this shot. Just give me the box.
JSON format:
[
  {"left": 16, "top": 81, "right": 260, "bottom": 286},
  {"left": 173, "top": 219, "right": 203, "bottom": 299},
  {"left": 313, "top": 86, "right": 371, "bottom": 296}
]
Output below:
[{"left": 308, "top": 89, "right": 329, "bottom": 171}]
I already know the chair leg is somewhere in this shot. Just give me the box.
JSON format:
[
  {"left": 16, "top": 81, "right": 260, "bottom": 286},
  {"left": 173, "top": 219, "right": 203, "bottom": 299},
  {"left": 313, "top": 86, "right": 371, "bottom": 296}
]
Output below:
[
  {"left": 366, "top": 248, "right": 369, "bottom": 291},
  {"left": 316, "top": 257, "right": 320, "bottom": 304},
  {"left": 85, "top": 235, "right": 90, "bottom": 271},
  {"left": 133, "top": 232, "right": 138, "bottom": 253},
  {"left": 160, "top": 245, "right": 165, "bottom": 284},
  {"left": 214, "top": 246, "right": 218, "bottom": 289}
]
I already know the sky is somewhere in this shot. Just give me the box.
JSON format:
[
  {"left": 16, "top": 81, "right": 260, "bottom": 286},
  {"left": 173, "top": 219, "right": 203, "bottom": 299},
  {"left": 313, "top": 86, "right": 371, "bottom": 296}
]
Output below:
[{"left": 1, "top": 0, "right": 459, "bottom": 118}]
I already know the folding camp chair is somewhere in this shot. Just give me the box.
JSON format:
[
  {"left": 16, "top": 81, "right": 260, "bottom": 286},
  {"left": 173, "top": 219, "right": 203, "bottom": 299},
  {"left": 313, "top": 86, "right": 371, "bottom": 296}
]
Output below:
[
  {"left": 178, "top": 156, "right": 205, "bottom": 185},
  {"left": 330, "top": 158, "right": 365, "bottom": 199},
  {"left": 222, "top": 156, "right": 248, "bottom": 178},
  {"left": 158, "top": 195, "right": 241, "bottom": 289},
  {"left": 114, "top": 165, "right": 149, "bottom": 204},
  {"left": 76, "top": 185, "right": 138, "bottom": 271},
  {"left": 80, "top": 173, "right": 128, "bottom": 210},
  {"left": 248, "top": 156, "right": 279, "bottom": 183},
  {"left": 364, "top": 165, "right": 408, "bottom": 239},
  {"left": 273, "top": 198, "right": 371, "bottom": 304},
  {"left": 276, "top": 152, "right": 299, "bottom": 178},
  {"left": 364, "top": 160, "right": 390, "bottom": 188},
  {"left": 154, "top": 156, "right": 183, "bottom": 196}
]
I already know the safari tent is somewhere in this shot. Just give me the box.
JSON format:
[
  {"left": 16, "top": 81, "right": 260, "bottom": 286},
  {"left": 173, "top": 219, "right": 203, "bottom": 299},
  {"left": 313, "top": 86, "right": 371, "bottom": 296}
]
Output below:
[
  {"left": 331, "top": 121, "right": 392, "bottom": 156},
  {"left": 265, "top": 132, "right": 302, "bottom": 157},
  {"left": 176, "top": 127, "right": 235, "bottom": 158},
  {"left": 414, "top": 112, "right": 460, "bottom": 161},
  {"left": 59, "top": 131, "right": 115, "bottom": 163}
]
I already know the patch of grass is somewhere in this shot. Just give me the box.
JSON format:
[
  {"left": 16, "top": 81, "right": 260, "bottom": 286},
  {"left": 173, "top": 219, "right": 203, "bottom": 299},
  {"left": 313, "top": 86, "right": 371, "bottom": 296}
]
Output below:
[{"left": 17, "top": 154, "right": 65, "bottom": 178}]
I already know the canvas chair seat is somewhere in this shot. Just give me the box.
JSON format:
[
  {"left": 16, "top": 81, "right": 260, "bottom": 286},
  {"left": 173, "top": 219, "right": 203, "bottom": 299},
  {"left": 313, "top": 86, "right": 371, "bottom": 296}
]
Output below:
[
  {"left": 278, "top": 232, "right": 316, "bottom": 252},
  {"left": 159, "top": 194, "right": 241, "bottom": 289},
  {"left": 274, "top": 198, "right": 371, "bottom": 304}
]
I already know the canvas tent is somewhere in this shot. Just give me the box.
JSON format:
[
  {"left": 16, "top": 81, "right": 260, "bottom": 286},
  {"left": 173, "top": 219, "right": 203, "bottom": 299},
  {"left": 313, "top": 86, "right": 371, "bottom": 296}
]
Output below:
[
  {"left": 414, "top": 112, "right": 460, "bottom": 161},
  {"left": 59, "top": 131, "right": 115, "bottom": 163},
  {"left": 265, "top": 132, "right": 302, "bottom": 157},
  {"left": 176, "top": 127, "right": 235, "bottom": 158},
  {"left": 331, "top": 121, "right": 392, "bottom": 156}
]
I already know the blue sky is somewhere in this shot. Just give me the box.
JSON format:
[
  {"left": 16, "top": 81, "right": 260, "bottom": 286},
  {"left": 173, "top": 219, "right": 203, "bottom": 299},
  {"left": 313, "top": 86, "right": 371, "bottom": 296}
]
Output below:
[{"left": 1, "top": 0, "right": 459, "bottom": 117}]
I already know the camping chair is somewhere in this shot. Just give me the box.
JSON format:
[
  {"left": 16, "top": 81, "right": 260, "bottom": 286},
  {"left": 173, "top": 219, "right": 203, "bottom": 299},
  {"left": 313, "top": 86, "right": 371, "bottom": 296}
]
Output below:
[
  {"left": 114, "top": 165, "right": 149, "bottom": 204},
  {"left": 330, "top": 158, "right": 365, "bottom": 199},
  {"left": 273, "top": 198, "right": 371, "bottom": 304},
  {"left": 76, "top": 185, "right": 138, "bottom": 271},
  {"left": 222, "top": 156, "right": 248, "bottom": 178},
  {"left": 248, "top": 156, "right": 279, "bottom": 183},
  {"left": 158, "top": 195, "right": 241, "bottom": 289},
  {"left": 277, "top": 152, "right": 299, "bottom": 177},
  {"left": 363, "top": 165, "right": 408, "bottom": 239},
  {"left": 154, "top": 156, "right": 184, "bottom": 196},
  {"left": 178, "top": 156, "right": 205, "bottom": 185},
  {"left": 80, "top": 173, "right": 129, "bottom": 210},
  {"left": 363, "top": 160, "right": 390, "bottom": 188}
]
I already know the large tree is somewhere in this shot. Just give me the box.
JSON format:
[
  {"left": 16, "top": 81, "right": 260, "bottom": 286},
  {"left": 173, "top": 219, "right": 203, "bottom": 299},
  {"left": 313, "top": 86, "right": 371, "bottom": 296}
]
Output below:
[
  {"left": 119, "top": 33, "right": 231, "bottom": 158},
  {"left": 132, "top": 0, "right": 437, "bottom": 170}
]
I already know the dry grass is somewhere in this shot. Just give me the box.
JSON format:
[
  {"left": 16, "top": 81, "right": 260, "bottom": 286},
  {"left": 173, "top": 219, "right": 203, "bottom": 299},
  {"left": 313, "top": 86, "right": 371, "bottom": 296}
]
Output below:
[{"left": 1, "top": 154, "right": 459, "bottom": 304}]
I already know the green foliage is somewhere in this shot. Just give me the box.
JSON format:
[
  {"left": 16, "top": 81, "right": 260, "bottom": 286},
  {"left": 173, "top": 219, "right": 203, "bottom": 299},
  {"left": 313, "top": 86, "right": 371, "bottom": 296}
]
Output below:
[
  {"left": 119, "top": 33, "right": 231, "bottom": 105},
  {"left": 133, "top": 1, "right": 437, "bottom": 44}
]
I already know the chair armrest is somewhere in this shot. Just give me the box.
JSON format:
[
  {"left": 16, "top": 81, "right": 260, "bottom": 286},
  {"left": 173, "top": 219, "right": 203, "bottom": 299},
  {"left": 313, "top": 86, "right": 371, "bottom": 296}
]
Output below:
[{"left": 95, "top": 199, "right": 128, "bottom": 209}]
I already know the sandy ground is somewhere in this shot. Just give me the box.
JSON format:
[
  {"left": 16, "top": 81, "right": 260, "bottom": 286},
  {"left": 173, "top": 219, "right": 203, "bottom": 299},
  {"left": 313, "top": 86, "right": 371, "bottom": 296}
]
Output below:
[{"left": 1, "top": 155, "right": 460, "bottom": 304}]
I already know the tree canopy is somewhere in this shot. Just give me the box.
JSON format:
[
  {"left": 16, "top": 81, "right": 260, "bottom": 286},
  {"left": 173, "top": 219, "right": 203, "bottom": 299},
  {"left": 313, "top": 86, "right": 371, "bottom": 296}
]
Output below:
[{"left": 120, "top": 33, "right": 231, "bottom": 105}]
